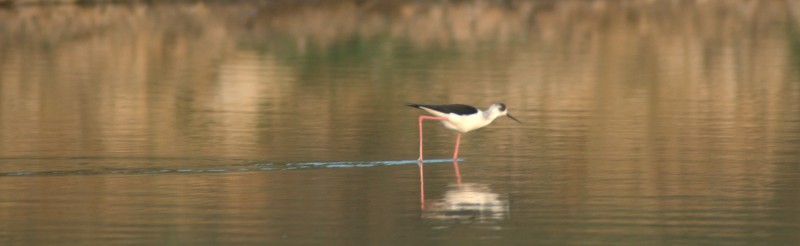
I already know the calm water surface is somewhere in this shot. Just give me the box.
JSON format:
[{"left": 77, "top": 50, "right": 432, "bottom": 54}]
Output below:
[{"left": 1, "top": 1, "right": 800, "bottom": 245}]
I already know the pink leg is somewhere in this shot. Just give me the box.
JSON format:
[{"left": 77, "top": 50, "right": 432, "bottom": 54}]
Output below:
[
  {"left": 417, "top": 115, "right": 448, "bottom": 162},
  {"left": 452, "top": 159, "right": 462, "bottom": 187},
  {"left": 419, "top": 160, "right": 425, "bottom": 209},
  {"left": 453, "top": 133, "right": 462, "bottom": 160},
  {"left": 418, "top": 115, "right": 446, "bottom": 209}
]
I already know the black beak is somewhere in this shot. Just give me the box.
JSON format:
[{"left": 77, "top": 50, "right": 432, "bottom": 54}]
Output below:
[{"left": 507, "top": 113, "right": 521, "bottom": 124}]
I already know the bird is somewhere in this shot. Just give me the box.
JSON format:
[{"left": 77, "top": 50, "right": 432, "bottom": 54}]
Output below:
[{"left": 407, "top": 103, "right": 521, "bottom": 162}]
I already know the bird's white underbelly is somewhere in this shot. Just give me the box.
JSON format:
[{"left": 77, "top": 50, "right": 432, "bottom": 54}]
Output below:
[{"left": 441, "top": 114, "right": 492, "bottom": 133}]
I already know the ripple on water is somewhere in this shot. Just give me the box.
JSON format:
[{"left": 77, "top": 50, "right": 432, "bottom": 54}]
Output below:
[{"left": 0, "top": 158, "right": 461, "bottom": 177}]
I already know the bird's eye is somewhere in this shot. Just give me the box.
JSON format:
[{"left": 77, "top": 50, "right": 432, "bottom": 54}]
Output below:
[{"left": 498, "top": 103, "right": 506, "bottom": 111}]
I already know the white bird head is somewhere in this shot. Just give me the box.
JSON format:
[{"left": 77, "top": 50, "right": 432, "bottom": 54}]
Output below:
[{"left": 487, "top": 103, "right": 521, "bottom": 123}]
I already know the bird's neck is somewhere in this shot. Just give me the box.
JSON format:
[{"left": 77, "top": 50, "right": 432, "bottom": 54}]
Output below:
[{"left": 482, "top": 110, "right": 501, "bottom": 122}]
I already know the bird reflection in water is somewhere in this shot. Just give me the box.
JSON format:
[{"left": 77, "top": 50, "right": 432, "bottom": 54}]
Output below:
[{"left": 418, "top": 160, "right": 509, "bottom": 225}]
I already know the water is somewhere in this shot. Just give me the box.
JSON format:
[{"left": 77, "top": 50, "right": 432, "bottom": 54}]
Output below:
[{"left": 1, "top": 1, "right": 800, "bottom": 245}]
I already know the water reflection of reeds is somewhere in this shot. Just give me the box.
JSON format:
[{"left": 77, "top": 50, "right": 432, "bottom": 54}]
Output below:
[
  {"left": 0, "top": 2, "right": 798, "bottom": 241},
  {"left": 1, "top": 1, "right": 797, "bottom": 176},
  {"left": 2, "top": 0, "right": 797, "bottom": 155}
]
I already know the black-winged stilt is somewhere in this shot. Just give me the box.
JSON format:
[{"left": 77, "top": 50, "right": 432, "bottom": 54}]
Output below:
[{"left": 408, "top": 103, "right": 521, "bottom": 161}]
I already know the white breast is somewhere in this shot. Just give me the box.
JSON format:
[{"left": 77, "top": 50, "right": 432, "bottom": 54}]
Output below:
[
  {"left": 420, "top": 107, "right": 494, "bottom": 133},
  {"left": 441, "top": 113, "right": 492, "bottom": 133}
]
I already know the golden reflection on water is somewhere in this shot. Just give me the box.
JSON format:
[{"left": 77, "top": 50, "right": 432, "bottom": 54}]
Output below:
[
  {"left": 0, "top": 0, "right": 799, "bottom": 244},
  {"left": 1, "top": 0, "right": 797, "bottom": 162}
]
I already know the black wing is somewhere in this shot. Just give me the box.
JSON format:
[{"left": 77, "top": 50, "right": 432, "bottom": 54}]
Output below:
[{"left": 406, "top": 104, "right": 479, "bottom": 116}]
